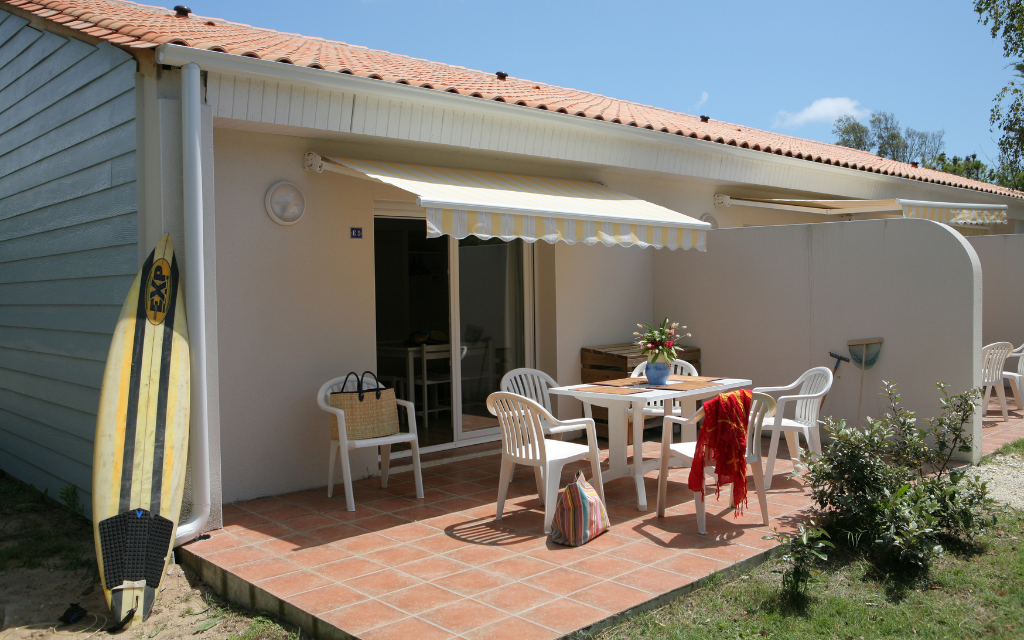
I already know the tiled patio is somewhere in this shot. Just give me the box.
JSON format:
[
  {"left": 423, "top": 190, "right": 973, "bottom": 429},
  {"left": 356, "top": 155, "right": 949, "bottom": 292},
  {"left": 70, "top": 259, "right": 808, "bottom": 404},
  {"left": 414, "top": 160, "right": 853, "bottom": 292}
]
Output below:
[
  {"left": 180, "top": 440, "right": 814, "bottom": 640},
  {"left": 980, "top": 396, "right": 1024, "bottom": 456}
]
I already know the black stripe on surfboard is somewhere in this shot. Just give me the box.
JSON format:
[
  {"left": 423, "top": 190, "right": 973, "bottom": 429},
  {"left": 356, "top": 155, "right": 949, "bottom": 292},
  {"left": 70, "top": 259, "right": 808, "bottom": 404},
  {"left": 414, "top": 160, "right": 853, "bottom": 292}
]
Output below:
[
  {"left": 119, "top": 251, "right": 154, "bottom": 514},
  {"left": 149, "top": 256, "right": 179, "bottom": 517}
]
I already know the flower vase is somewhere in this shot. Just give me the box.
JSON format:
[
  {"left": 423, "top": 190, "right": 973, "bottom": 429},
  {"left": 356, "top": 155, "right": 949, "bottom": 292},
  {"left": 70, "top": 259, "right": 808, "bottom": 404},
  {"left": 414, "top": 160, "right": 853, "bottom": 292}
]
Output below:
[{"left": 646, "top": 360, "right": 671, "bottom": 386}]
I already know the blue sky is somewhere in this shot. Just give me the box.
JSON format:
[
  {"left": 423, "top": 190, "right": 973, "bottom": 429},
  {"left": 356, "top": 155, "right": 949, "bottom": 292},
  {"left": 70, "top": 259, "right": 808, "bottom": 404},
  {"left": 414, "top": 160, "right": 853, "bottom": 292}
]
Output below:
[{"left": 201, "top": 0, "right": 1013, "bottom": 164}]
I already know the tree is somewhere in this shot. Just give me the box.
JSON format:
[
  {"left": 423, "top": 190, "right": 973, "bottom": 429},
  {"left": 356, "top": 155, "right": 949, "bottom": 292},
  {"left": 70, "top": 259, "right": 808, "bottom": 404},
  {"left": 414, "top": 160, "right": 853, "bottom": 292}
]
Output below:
[
  {"left": 870, "top": 112, "right": 907, "bottom": 161},
  {"left": 975, "top": 0, "right": 1024, "bottom": 170},
  {"left": 833, "top": 115, "right": 871, "bottom": 151},
  {"left": 904, "top": 128, "right": 945, "bottom": 165},
  {"left": 923, "top": 153, "right": 993, "bottom": 181}
]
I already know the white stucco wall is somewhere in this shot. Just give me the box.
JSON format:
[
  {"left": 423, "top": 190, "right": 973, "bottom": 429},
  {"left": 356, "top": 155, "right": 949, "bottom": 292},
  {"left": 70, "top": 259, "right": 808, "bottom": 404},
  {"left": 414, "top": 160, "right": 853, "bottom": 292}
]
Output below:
[
  {"left": 653, "top": 219, "right": 983, "bottom": 462},
  {"left": 213, "top": 129, "right": 410, "bottom": 502},
  {"left": 968, "top": 234, "right": 1024, "bottom": 350}
]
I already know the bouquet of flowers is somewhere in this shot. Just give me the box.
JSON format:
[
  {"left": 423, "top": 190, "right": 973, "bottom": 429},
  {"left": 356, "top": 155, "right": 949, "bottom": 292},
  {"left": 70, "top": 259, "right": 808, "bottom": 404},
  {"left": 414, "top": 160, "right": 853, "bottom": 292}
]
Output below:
[{"left": 634, "top": 317, "right": 690, "bottom": 363}]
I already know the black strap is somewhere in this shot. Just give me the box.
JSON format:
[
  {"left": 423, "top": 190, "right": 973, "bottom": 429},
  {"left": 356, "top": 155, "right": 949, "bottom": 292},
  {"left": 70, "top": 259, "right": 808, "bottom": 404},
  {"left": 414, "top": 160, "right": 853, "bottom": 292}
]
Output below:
[{"left": 360, "top": 371, "right": 382, "bottom": 401}]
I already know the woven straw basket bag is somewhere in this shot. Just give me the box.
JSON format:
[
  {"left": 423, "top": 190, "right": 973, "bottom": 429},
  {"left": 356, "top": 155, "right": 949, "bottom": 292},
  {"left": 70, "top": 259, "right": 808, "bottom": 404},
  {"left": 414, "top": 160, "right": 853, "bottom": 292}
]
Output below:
[{"left": 329, "top": 372, "right": 400, "bottom": 441}]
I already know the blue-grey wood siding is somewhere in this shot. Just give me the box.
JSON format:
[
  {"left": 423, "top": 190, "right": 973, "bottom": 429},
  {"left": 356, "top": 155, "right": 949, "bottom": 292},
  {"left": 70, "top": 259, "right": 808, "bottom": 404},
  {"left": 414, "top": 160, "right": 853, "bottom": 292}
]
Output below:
[{"left": 0, "top": 9, "right": 137, "bottom": 515}]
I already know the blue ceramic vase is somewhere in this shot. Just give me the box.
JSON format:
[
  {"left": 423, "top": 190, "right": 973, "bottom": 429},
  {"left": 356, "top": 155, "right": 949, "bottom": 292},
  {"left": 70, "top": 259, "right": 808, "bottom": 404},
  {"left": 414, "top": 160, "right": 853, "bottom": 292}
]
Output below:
[{"left": 646, "top": 360, "right": 671, "bottom": 386}]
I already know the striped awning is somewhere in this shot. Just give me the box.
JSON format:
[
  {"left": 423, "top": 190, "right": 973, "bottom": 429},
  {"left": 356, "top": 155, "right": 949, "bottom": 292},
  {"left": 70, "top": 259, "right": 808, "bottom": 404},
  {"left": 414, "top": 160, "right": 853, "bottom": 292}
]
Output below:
[
  {"left": 309, "top": 154, "right": 710, "bottom": 250},
  {"left": 716, "top": 195, "right": 1007, "bottom": 225},
  {"left": 954, "top": 225, "right": 991, "bottom": 237}
]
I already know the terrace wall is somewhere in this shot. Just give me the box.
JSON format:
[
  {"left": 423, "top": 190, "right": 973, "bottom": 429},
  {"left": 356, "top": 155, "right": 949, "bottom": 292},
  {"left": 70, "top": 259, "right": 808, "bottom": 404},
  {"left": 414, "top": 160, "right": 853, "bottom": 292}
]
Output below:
[{"left": 968, "top": 233, "right": 1024, "bottom": 350}]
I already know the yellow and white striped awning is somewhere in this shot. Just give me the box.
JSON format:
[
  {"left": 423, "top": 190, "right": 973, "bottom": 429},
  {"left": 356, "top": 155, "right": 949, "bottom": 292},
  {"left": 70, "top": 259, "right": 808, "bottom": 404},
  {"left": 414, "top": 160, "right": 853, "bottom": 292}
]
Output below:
[
  {"left": 716, "top": 195, "right": 1007, "bottom": 225},
  {"left": 954, "top": 225, "right": 991, "bottom": 237},
  {"left": 311, "top": 154, "right": 710, "bottom": 250}
]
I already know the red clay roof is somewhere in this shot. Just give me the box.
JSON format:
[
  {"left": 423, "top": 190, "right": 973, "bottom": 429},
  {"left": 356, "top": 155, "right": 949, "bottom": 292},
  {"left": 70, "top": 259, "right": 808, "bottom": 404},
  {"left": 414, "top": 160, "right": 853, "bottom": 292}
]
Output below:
[{"left": 8, "top": 0, "right": 1021, "bottom": 199}]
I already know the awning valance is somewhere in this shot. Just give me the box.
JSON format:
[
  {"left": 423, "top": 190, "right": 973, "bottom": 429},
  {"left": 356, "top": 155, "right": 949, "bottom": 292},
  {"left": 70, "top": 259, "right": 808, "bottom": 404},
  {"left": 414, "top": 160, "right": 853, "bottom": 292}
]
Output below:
[
  {"left": 308, "top": 153, "right": 710, "bottom": 250},
  {"left": 715, "top": 195, "right": 1007, "bottom": 225}
]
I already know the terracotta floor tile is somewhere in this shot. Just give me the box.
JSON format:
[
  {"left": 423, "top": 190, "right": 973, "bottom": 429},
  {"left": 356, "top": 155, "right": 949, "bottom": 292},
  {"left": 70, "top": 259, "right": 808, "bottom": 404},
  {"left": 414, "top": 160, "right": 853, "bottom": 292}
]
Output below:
[
  {"left": 221, "top": 503, "right": 247, "bottom": 517},
  {"left": 318, "top": 599, "right": 406, "bottom": 635},
  {"left": 276, "top": 488, "right": 325, "bottom": 504},
  {"left": 462, "top": 616, "right": 560, "bottom": 640},
  {"left": 363, "top": 544, "right": 432, "bottom": 567},
  {"left": 370, "top": 496, "right": 423, "bottom": 512},
  {"left": 524, "top": 598, "right": 607, "bottom": 634},
  {"left": 423, "top": 512, "right": 483, "bottom": 532},
  {"left": 690, "top": 542, "right": 763, "bottom": 563},
  {"left": 285, "top": 544, "right": 353, "bottom": 568},
  {"left": 257, "top": 533, "right": 320, "bottom": 556},
  {"left": 480, "top": 554, "right": 556, "bottom": 580},
  {"left": 526, "top": 542, "right": 597, "bottom": 566},
  {"left": 380, "top": 522, "right": 438, "bottom": 543},
  {"left": 432, "top": 496, "right": 486, "bottom": 512},
  {"left": 566, "top": 554, "right": 644, "bottom": 580},
  {"left": 522, "top": 567, "right": 602, "bottom": 596},
  {"left": 439, "top": 481, "right": 491, "bottom": 496},
  {"left": 231, "top": 557, "right": 302, "bottom": 582},
  {"left": 418, "top": 599, "right": 506, "bottom": 634},
  {"left": 232, "top": 522, "right": 295, "bottom": 545},
  {"left": 344, "top": 568, "right": 422, "bottom": 597},
  {"left": 257, "top": 569, "right": 332, "bottom": 598},
  {"left": 569, "top": 581, "right": 651, "bottom": 613},
  {"left": 654, "top": 551, "right": 728, "bottom": 579},
  {"left": 398, "top": 556, "right": 471, "bottom": 581},
  {"left": 473, "top": 582, "right": 558, "bottom": 614},
  {"left": 613, "top": 566, "right": 695, "bottom": 594},
  {"left": 353, "top": 513, "right": 411, "bottom": 533},
  {"left": 576, "top": 532, "right": 631, "bottom": 553},
  {"left": 307, "top": 522, "right": 364, "bottom": 543},
  {"left": 285, "top": 513, "right": 340, "bottom": 532},
  {"left": 443, "top": 544, "right": 516, "bottom": 567},
  {"left": 392, "top": 505, "right": 450, "bottom": 522},
  {"left": 183, "top": 532, "right": 244, "bottom": 556},
  {"left": 315, "top": 557, "right": 387, "bottom": 582},
  {"left": 205, "top": 545, "right": 270, "bottom": 568},
  {"left": 607, "top": 541, "right": 682, "bottom": 564},
  {"left": 235, "top": 496, "right": 288, "bottom": 512},
  {"left": 332, "top": 532, "right": 399, "bottom": 555},
  {"left": 412, "top": 534, "right": 472, "bottom": 554},
  {"left": 284, "top": 583, "right": 367, "bottom": 614},
  {"left": 222, "top": 513, "right": 270, "bottom": 531},
  {"left": 431, "top": 569, "right": 511, "bottom": 596},
  {"left": 377, "top": 582, "right": 464, "bottom": 614},
  {"left": 320, "top": 505, "right": 386, "bottom": 521},
  {"left": 258, "top": 504, "right": 314, "bottom": 522},
  {"left": 359, "top": 617, "right": 451, "bottom": 640}
]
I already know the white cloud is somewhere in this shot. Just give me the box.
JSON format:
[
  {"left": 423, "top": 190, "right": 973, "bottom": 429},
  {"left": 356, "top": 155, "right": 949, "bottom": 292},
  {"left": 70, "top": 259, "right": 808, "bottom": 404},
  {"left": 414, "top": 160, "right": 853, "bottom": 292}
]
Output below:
[
  {"left": 774, "top": 97, "right": 869, "bottom": 128},
  {"left": 694, "top": 91, "right": 708, "bottom": 111}
]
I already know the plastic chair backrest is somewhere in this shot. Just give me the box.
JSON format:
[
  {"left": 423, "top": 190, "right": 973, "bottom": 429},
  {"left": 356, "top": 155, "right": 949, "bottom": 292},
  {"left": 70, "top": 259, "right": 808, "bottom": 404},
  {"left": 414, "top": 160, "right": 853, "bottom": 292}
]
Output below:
[
  {"left": 982, "top": 342, "right": 1014, "bottom": 385},
  {"left": 631, "top": 359, "right": 698, "bottom": 378},
  {"left": 500, "top": 368, "right": 558, "bottom": 413},
  {"left": 486, "top": 392, "right": 551, "bottom": 465},
  {"left": 1016, "top": 346, "right": 1024, "bottom": 375},
  {"left": 746, "top": 392, "right": 776, "bottom": 460},
  {"left": 792, "top": 367, "right": 833, "bottom": 428}
]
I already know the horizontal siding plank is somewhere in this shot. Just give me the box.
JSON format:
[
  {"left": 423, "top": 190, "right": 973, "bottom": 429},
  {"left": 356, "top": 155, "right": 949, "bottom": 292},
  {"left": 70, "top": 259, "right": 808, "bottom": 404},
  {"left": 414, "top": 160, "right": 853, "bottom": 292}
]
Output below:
[
  {"left": 0, "top": 387, "right": 96, "bottom": 439},
  {"left": 0, "top": 427, "right": 92, "bottom": 501},
  {"left": 0, "top": 409, "right": 93, "bottom": 468},
  {"left": 0, "top": 13, "right": 27, "bottom": 49},
  {"left": 0, "top": 346, "right": 104, "bottom": 390},
  {"left": 0, "top": 29, "right": 63, "bottom": 94},
  {"left": 0, "top": 325, "right": 114, "bottom": 361},
  {"left": 0, "top": 37, "right": 91, "bottom": 114},
  {"left": 0, "top": 213, "right": 136, "bottom": 263},
  {"left": 0, "top": 243, "right": 137, "bottom": 284},
  {"left": 0, "top": 304, "right": 120, "bottom": 334},
  {"left": 0, "top": 119, "right": 135, "bottom": 200},
  {"left": 0, "top": 181, "right": 136, "bottom": 240},
  {"left": 0, "top": 41, "right": 128, "bottom": 129},
  {"left": 0, "top": 21, "right": 38, "bottom": 71},
  {"left": 0, "top": 84, "right": 135, "bottom": 174},
  {"left": 0, "top": 275, "right": 134, "bottom": 306},
  {"left": 0, "top": 367, "right": 99, "bottom": 414}
]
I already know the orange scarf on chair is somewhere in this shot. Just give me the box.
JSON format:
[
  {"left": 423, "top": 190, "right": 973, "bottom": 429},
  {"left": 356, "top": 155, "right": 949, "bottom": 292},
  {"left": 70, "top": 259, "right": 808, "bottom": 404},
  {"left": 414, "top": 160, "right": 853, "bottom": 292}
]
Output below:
[{"left": 687, "top": 389, "right": 752, "bottom": 516}]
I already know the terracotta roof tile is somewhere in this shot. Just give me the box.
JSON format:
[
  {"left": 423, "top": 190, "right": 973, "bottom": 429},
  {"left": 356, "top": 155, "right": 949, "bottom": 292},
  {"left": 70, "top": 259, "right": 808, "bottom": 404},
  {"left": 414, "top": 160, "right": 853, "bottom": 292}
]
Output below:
[{"left": 6, "top": 0, "right": 1019, "bottom": 198}]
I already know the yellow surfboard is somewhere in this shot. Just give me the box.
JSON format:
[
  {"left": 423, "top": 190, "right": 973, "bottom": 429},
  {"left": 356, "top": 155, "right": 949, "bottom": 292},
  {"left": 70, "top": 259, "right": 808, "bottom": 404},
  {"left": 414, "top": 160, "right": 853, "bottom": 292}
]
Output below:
[{"left": 93, "top": 234, "right": 190, "bottom": 626}]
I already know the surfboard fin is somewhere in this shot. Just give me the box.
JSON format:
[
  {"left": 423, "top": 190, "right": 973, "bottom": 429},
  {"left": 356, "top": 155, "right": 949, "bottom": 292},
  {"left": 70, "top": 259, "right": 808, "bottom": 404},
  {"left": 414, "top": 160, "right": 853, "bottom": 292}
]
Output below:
[{"left": 107, "top": 596, "right": 138, "bottom": 633}]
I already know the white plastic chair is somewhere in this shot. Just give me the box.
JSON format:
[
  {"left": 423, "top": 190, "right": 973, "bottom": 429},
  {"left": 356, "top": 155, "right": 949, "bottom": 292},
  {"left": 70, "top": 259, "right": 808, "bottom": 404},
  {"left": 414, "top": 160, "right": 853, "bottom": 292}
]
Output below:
[
  {"left": 486, "top": 391, "right": 605, "bottom": 534},
  {"left": 501, "top": 368, "right": 559, "bottom": 414},
  {"left": 754, "top": 366, "right": 833, "bottom": 490},
  {"left": 1004, "top": 343, "right": 1024, "bottom": 411},
  {"left": 630, "top": 359, "right": 698, "bottom": 419},
  {"left": 983, "top": 342, "right": 1014, "bottom": 421},
  {"left": 317, "top": 374, "right": 424, "bottom": 511},
  {"left": 656, "top": 392, "right": 776, "bottom": 534}
]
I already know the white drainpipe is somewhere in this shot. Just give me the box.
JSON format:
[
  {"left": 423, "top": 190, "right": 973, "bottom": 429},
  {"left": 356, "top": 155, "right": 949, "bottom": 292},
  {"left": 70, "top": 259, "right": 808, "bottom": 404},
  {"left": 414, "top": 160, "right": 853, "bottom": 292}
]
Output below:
[{"left": 175, "top": 61, "right": 211, "bottom": 546}]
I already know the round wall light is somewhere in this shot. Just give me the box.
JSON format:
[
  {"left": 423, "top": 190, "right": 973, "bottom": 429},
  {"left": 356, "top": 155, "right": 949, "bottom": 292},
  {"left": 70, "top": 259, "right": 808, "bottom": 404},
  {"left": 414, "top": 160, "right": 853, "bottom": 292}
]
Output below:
[{"left": 265, "top": 181, "right": 305, "bottom": 225}]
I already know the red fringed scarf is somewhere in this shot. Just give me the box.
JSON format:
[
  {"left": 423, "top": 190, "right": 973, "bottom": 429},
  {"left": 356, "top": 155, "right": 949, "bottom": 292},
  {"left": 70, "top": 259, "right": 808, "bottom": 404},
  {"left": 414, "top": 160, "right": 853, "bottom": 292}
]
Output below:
[{"left": 687, "top": 389, "right": 752, "bottom": 516}]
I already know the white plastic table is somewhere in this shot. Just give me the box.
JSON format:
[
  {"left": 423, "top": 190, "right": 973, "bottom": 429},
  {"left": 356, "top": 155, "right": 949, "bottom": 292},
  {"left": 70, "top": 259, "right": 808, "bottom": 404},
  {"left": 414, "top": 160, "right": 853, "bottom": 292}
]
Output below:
[{"left": 549, "top": 378, "right": 752, "bottom": 512}]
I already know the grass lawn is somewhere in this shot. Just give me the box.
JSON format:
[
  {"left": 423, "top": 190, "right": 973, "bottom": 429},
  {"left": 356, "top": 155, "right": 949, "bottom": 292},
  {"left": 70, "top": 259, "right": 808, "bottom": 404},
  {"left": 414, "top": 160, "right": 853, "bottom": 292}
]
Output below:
[
  {"left": 594, "top": 512, "right": 1023, "bottom": 640},
  {"left": 993, "top": 438, "right": 1024, "bottom": 456}
]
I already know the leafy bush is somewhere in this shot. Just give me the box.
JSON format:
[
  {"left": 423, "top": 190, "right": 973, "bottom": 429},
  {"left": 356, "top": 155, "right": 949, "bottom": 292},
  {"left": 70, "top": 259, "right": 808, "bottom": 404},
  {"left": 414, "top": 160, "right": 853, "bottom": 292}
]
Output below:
[
  {"left": 763, "top": 520, "right": 833, "bottom": 596},
  {"left": 802, "top": 382, "right": 991, "bottom": 569}
]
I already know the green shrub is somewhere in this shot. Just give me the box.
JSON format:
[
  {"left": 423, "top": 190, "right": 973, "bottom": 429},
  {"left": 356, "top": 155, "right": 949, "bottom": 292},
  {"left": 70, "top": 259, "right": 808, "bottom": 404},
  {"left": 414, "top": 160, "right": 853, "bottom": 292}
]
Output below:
[
  {"left": 802, "top": 381, "right": 992, "bottom": 570},
  {"left": 763, "top": 520, "right": 833, "bottom": 595}
]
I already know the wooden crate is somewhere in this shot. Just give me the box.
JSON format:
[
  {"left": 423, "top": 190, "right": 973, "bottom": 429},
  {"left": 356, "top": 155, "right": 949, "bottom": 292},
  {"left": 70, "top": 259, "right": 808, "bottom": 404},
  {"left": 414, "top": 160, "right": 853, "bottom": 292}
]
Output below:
[{"left": 579, "top": 343, "right": 701, "bottom": 440}]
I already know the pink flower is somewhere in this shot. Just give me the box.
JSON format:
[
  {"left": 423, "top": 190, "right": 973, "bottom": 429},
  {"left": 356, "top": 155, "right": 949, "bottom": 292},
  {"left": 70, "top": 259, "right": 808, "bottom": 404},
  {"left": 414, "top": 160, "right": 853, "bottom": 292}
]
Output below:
[
  {"left": 666, "top": 340, "right": 674, "bottom": 347},
  {"left": 668, "top": 329, "right": 675, "bottom": 335}
]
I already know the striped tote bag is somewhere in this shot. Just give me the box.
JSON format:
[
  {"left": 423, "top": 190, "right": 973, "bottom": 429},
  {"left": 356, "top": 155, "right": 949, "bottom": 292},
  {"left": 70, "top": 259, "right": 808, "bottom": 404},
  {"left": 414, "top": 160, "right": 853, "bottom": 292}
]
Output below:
[{"left": 550, "top": 471, "right": 610, "bottom": 547}]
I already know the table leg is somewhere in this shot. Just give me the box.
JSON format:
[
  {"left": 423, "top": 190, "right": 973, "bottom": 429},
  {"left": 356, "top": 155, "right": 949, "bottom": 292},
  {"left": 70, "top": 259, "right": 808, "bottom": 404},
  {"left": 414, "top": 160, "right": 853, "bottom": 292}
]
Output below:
[
  {"left": 605, "top": 402, "right": 630, "bottom": 481},
  {"left": 406, "top": 351, "right": 415, "bottom": 403},
  {"left": 632, "top": 402, "right": 647, "bottom": 511}
]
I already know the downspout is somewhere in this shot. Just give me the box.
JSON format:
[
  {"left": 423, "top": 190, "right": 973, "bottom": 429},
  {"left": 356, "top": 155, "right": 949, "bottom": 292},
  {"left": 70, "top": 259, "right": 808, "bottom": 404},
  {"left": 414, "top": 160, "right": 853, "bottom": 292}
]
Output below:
[{"left": 175, "top": 62, "right": 211, "bottom": 546}]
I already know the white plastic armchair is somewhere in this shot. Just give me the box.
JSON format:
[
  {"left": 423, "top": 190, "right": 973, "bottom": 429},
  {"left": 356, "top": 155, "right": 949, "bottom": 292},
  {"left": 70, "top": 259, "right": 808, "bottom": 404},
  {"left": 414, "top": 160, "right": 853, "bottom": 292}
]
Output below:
[
  {"left": 630, "top": 359, "right": 699, "bottom": 419},
  {"left": 1004, "top": 343, "right": 1024, "bottom": 412},
  {"left": 655, "top": 392, "right": 776, "bottom": 534},
  {"left": 500, "top": 368, "right": 580, "bottom": 436},
  {"left": 983, "top": 342, "right": 1014, "bottom": 421},
  {"left": 317, "top": 374, "right": 424, "bottom": 511},
  {"left": 487, "top": 391, "right": 605, "bottom": 534},
  {"left": 754, "top": 366, "right": 833, "bottom": 490}
]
